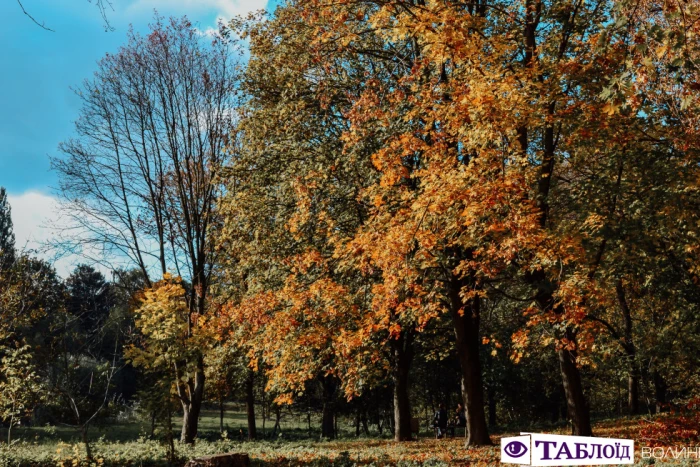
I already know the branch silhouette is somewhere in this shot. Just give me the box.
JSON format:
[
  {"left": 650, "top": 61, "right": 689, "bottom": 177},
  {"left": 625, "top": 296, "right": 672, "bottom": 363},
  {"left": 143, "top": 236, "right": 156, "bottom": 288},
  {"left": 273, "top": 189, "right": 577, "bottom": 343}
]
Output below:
[{"left": 16, "top": 0, "right": 54, "bottom": 32}]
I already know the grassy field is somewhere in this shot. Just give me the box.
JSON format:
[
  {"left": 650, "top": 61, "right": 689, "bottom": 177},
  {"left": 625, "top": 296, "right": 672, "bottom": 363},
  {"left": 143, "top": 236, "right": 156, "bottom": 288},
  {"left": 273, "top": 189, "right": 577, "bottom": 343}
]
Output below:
[
  {"left": 1, "top": 411, "right": 698, "bottom": 466},
  {"left": 6, "top": 406, "right": 331, "bottom": 445}
]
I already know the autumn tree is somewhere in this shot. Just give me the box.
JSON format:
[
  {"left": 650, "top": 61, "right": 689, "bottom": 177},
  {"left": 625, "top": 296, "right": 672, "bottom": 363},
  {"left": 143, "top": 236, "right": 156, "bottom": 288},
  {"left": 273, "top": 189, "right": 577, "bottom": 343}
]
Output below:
[
  {"left": 216, "top": 5, "right": 455, "bottom": 441},
  {"left": 0, "top": 344, "right": 45, "bottom": 444},
  {"left": 52, "top": 16, "right": 240, "bottom": 443},
  {"left": 127, "top": 275, "right": 217, "bottom": 444}
]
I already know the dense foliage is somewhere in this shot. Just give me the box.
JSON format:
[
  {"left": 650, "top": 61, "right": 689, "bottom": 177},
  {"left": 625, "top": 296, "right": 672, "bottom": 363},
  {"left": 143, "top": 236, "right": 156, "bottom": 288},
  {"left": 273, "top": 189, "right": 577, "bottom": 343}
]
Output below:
[{"left": 2, "top": 0, "right": 700, "bottom": 463}]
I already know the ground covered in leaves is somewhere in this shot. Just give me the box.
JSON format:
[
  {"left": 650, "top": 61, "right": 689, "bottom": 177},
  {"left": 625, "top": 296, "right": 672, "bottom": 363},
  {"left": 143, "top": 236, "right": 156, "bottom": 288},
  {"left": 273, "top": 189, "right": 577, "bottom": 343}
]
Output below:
[{"left": 2, "top": 414, "right": 699, "bottom": 466}]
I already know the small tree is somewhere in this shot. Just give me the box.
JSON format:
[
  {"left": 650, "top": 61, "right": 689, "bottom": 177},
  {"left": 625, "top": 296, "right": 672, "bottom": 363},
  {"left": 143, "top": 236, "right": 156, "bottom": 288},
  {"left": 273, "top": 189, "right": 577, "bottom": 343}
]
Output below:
[
  {"left": 127, "top": 274, "right": 212, "bottom": 443},
  {"left": 0, "top": 343, "right": 45, "bottom": 444}
]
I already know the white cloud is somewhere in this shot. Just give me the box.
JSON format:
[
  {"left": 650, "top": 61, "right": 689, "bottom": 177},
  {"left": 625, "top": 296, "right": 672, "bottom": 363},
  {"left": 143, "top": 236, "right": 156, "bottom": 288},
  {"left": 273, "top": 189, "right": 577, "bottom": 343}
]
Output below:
[
  {"left": 126, "top": 0, "right": 267, "bottom": 23},
  {"left": 8, "top": 191, "right": 60, "bottom": 252},
  {"left": 7, "top": 191, "right": 107, "bottom": 278}
]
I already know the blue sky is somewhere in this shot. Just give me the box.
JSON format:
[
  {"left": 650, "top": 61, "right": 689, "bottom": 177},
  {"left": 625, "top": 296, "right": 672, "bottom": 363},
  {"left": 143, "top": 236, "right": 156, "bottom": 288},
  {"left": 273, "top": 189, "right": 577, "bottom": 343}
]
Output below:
[{"left": 0, "top": 0, "right": 268, "bottom": 275}]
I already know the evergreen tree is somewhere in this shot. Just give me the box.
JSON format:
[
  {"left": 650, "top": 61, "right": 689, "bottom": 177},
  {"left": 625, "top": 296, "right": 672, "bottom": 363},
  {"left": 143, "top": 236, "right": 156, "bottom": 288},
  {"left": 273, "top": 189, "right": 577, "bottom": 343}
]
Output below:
[{"left": 0, "top": 187, "right": 15, "bottom": 270}]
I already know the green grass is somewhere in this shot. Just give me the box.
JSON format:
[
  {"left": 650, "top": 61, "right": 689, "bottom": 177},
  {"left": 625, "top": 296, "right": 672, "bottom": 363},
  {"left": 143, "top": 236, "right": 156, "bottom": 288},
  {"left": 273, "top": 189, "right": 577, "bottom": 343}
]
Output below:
[
  {"left": 0, "top": 407, "right": 446, "bottom": 466},
  {"left": 7, "top": 406, "right": 325, "bottom": 445},
  {"left": 5, "top": 412, "right": 692, "bottom": 466}
]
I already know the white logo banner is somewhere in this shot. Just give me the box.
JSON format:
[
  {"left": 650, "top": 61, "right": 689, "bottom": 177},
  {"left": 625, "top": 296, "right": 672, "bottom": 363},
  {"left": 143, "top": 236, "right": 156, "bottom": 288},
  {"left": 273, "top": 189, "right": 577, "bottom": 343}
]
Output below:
[{"left": 500, "top": 433, "right": 634, "bottom": 466}]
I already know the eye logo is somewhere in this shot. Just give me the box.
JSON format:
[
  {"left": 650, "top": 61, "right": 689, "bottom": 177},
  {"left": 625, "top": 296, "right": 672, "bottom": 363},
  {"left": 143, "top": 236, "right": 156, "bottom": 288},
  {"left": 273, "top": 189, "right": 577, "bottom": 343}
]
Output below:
[{"left": 504, "top": 441, "right": 528, "bottom": 458}]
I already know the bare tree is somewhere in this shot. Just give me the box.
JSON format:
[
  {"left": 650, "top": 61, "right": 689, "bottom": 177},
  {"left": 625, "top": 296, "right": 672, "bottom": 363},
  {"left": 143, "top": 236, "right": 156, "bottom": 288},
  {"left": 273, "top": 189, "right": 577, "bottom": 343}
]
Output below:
[{"left": 52, "top": 16, "right": 239, "bottom": 443}]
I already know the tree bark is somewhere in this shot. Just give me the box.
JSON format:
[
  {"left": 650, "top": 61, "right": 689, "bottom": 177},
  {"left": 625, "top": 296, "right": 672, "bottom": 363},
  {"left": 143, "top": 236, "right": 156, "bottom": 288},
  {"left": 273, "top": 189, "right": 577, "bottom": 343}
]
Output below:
[
  {"left": 150, "top": 409, "right": 157, "bottom": 438},
  {"left": 628, "top": 373, "right": 640, "bottom": 415},
  {"left": 487, "top": 387, "right": 497, "bottom": 428},
  {"left": 391, "top": 330, "right": 414, "bottom": 441},
  {"left": 180, "top": 357, "right": 205, "bottom": 444},
  {"left": 7, "top": 412, "right": 13, "bottom": 445},
  {"left": 320, "top": 376, "right": 337, "bottom": 439},
  {"left": 615, "top": 281, "right": 639, "bottom": 415},
  {"left": 530, "top": 280, "right": 593, "bottom": 437},
  {"left": 653, "top": 371, "right": 667, "bottom": 413},
  {"left": 448, "top": 274, "right": 492, "bottom": 446},
  {"left": 245, "top": 369, "right": 257, "bottom": 440},
  {"left": 219, "top": 397, "right": 225, "bottom": 434},
  {"left": 557, "top": 326, "right": 592, "bottom": 436}
]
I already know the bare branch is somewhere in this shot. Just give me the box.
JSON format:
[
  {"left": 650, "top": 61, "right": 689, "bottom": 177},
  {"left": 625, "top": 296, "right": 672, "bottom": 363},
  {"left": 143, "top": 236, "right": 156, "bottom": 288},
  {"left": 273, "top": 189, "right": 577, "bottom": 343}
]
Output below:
[{"left": 16, "top": 0, "right": 54, "bottom": 32}]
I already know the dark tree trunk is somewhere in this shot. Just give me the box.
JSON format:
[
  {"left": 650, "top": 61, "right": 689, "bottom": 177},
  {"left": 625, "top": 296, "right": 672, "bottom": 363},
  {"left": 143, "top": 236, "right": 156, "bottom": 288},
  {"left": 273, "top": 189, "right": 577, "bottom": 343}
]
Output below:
[
  {"left": 448, "top": 274, "right": 492, "bottom": 446},
  {"left": 166, "top": 399, "right": 176, "bottom": 465},
  {"left": 272, "top": 406, "right": 281, "bottom": 435},
  {"left": 653, "top": 371, "right": 667, "bottom": 413},
  {"left": 180, "top": 357, "right": 205, "bottom": 444},
  {"left": 533, "top": 283, "right": 593, "bottom": 436},
  {"left": 628, "top": 373, "right": 640, "bottom": 415},
  {"left": 391, "top": 330, "right": 414, "bottom": 441},
  {"left": 150, "top": 409, "right": 157, "bottom": 438},
  {"left": 245, "top": 369, "right": 257, "bottom": 440},
  {"left": 487, "top": 387, "right": 497, "bottom": 428},
  {"left": 320, "top": 376, "right": 337, "bottom": 439},
  {"left": 557, "top": 329, "right": 593, "bottom": 436},
  {"left": 615, "top": 281, "right": 640, "bottom": 415},
  {"left": 361, "top": 410, "right": 369, "bottom": 435},
  {"left": 307, "top": 409, "right": 312, "bottom": 437},
  {"left": 81, "top": 425, "right": 92, "bottom": 460},
  {"left": 334, "top": 411, "right": 339, "bottom": 439},
  {"left": 261, "top": 387, "right": 266, "bottom": 438},
  {"left": 219, "top": 397, "right": 225, "bottom": 434}
]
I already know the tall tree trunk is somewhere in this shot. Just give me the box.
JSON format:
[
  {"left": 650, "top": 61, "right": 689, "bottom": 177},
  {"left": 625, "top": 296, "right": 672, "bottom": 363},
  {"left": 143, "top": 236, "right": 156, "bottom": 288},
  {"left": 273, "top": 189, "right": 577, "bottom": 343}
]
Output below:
[
  {"left": 334, "top": 411, "right": 339, "bottom": 439},
  {"left": 518, "top": 0, "right": 593, "bottom": 436},
  {"left": 150, "top": 409, "right": 157, "bottom": 438},
  {"left": 219, "top": 396, "right": 225, "bottom": 434},
  {"left": 245, "top": 369, "right": 257, "bottom": 440},
  {"left": 261, "top": 388, "right": 266, "bottom": 439},
  {"left": 532, "top": 283, "right": 593, "bottom": 436},
  {"left": 272, "top": 405, "right": 281, "bottom": 435},
  {"left": 320, "top": 376, "right": 337, "bottom": 439},
  {"left": 166, "top": 398, "right": 175, "bottom": 466},
  {"left": 180, "top": 357, "right": 205, "bottom": 444},
  {"left": 628, "top": 373, "right": 640, "bottom": 415},
  {"left": 616, "top": 280, "right": 639, "bottom": 415},
  {"left": 448, "top": 274, "right": 492, "bottom": 446},
  {"left": 307, "top": 407, "right": 312, "bottom": 437},
  {"left": 7, "top": 413, "right": 13, "bottom": 445},
  {"left": 653, "top": 371, "right": 667, "bottom": 413},
  {"left": 487, "top": 387, "right": 497, "bottom": 428},
  {"left": 558, "top": 339, "right": 592, "bottom": 436},
  {"left": 391, "top": 330, "right": 414, "bottom": 441}
]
